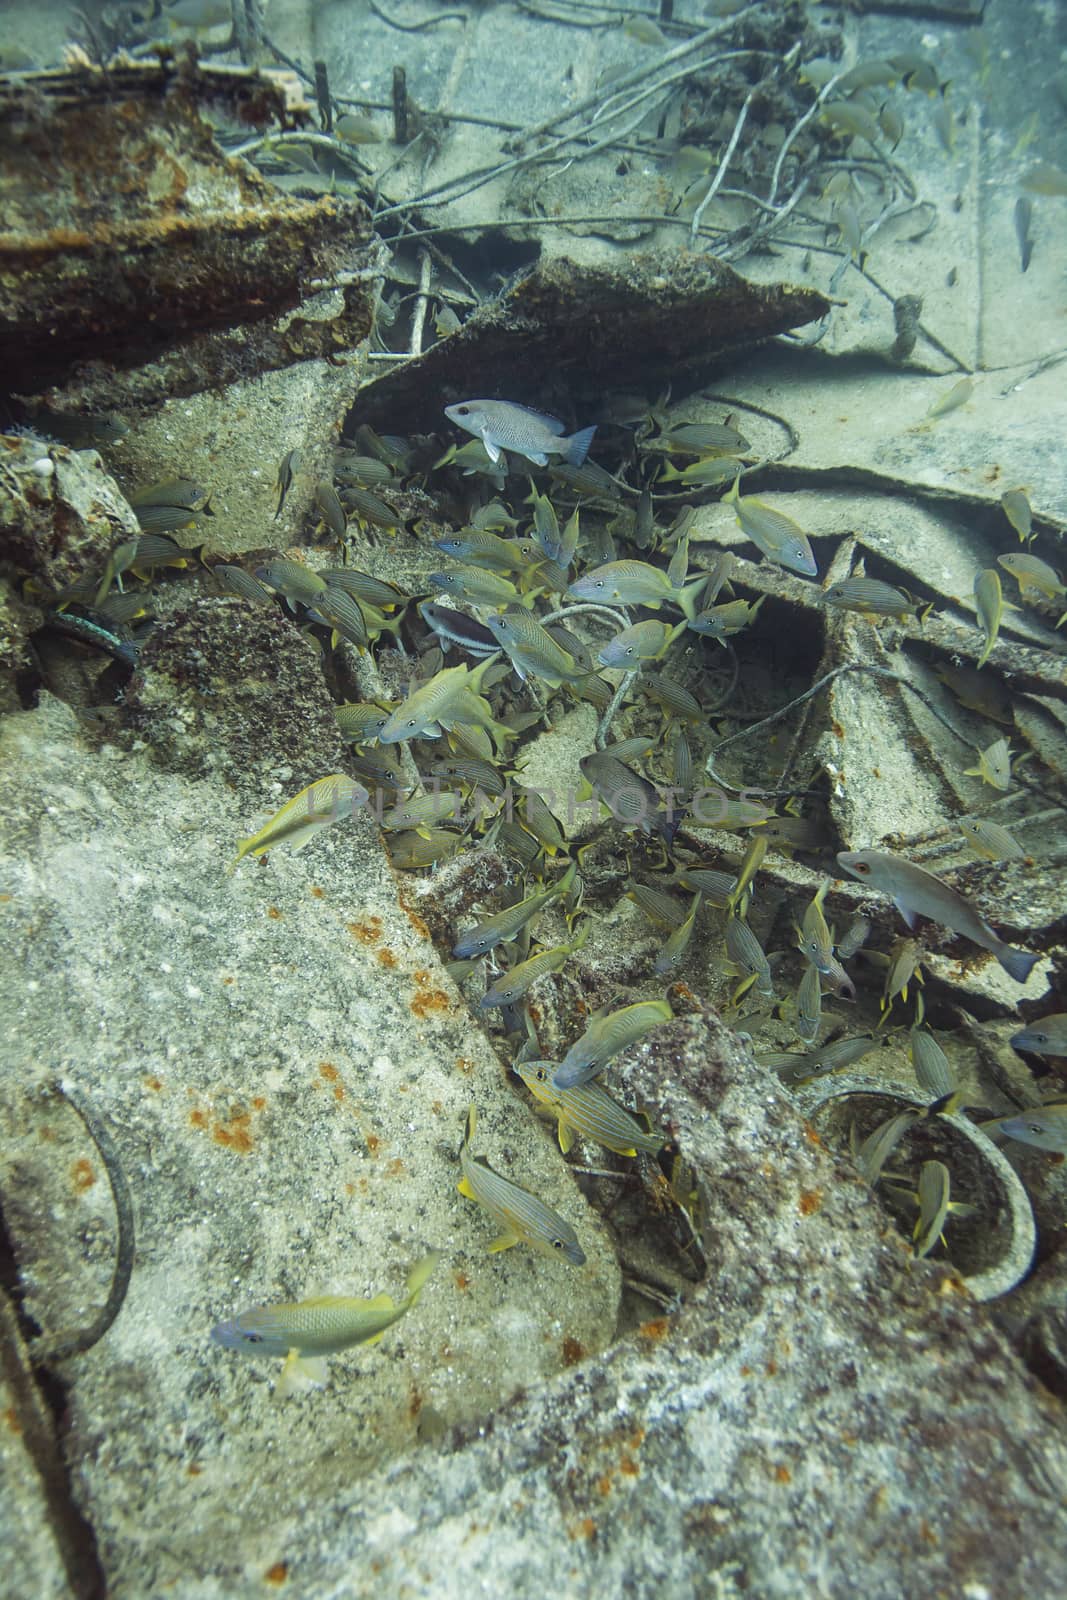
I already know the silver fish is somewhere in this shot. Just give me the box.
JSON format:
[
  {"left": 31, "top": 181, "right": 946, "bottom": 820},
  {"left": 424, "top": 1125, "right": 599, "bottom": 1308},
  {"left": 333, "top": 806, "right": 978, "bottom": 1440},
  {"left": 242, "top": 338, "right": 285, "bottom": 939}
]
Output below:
[
  {"left": 836, "top": 849, "right": 1038, "bottom": 983},
  {"left": 444, "top": 400, "right": 596, "bottom": 469},
  {"left": 984, "top": 1104, "right": 1067, "bottom": 1154},
  {"left": 1011, "top": 1015, "right": 1067, "bottom": 1057}
]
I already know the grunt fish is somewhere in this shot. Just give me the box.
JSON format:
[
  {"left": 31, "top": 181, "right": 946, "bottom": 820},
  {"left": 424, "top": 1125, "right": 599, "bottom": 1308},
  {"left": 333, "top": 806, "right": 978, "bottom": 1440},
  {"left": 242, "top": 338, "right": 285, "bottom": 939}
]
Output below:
[
  {"left": 566, "top": 560, "right": 707, "bottom": 620},
  {"left": 973, "top": 568, "right": 1003, "bottom": 669},
  {"left": 453, "top": 869, "right": 573, "bottom": 960},
  {"left": 478, "top": 923, "right": 588, "bottom": 1011},
  {"left": 795, "top": 962, "right": 822, "bottom": 1044},
  {"left": 484, "top": 610, "right": 587, "bottom": 686},
  {"left": 836, "top": 848, "right": 1038, "bottom": 982},
  {"left": 517, "top": 1061, "right": 664, "bottom": 1157},
  {"left": 273, "top": 449, "right": 302, "bottom": 519},
  {"left": 212, "top": 1253, "right": 437, "bottom": 1397},
  {"left": 654, "top": 892, "right": 702, "bottom": 978},
  {"left": 959, "top": 817, "right": 1026, "bottom": 862},
  {"left": 822, "top": 578, "right": 924, "bottom": 623},
  {"left": 723, "top": 479, "right": 817, "bottom": 577},
  {"left": 998, "top": 552, "right": 1065, "bottom": 614},
  {"left": 598, "top": 618, "right": 687, "bottom": 668},
  {"left": 229, "top": 775, "right": 368, "bottom": 871},
  {"left": 913, "top": 1161, "right": 951, "bottom": 1258},
  {"left": 553, "top": 999, "right": 673, "bottom": 1090},
  {"left": 909, "top": 1028, "right": 957, "bottom": 1099},
  {"left": 964, "top": 737, "right": 1013, "bottom": 791},
  {"left": 1000, "top": 488, "right": 1033, "bottom": 543},
  {"left": 256, "top": 558, "right": 328, "bottom": 611},
  {"left": 458, "top": 1106, "right": 586, "bottom": 1263},
  {"left": 724, "top": 915, "right": 773, "bottom": 998}
]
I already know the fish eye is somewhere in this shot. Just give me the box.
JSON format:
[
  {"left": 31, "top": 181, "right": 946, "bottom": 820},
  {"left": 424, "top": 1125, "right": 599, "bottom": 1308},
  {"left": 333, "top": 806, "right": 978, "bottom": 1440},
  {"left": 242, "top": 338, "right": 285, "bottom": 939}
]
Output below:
[
  {"left": 854, "top": 862, "right": 870, "bottom": 875},
  {"left": 456, "top": 405, "right": 470, "bottom": 415},
  {"left": 552, "top": 1237, "right": 565, "bottom": 1250},
  {"left": 244, "top": 1332, "right": 264, "bottom": 1343}
]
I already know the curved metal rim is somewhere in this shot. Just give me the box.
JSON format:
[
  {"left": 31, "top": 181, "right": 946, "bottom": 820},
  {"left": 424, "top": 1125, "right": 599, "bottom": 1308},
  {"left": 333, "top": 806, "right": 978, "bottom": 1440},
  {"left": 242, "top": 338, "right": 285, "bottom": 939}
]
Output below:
[{"left": 793, "top": 1076, "right": 1037, "bottom": 1302}]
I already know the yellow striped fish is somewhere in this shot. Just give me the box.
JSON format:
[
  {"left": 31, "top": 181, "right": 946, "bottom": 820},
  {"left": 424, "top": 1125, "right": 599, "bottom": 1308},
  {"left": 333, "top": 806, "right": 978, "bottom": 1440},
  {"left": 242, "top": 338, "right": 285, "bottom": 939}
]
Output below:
[
  {"left": 516, "top": 1061, "right": 665, "bottom": 1157},
  {"left": 228, "top": 775, "right": 368, "bottom": 872},
  {"left": 211, "top": 1252, "right": 438, "bottom": 1397},
  {"left": 457, "top": 1106, "right": 586, "bottom": 1265}
]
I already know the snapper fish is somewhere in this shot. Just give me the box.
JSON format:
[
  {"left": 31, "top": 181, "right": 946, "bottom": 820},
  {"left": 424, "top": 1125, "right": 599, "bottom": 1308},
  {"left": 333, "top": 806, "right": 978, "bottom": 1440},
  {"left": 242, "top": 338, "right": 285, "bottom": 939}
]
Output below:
[
  {"left": 444, "top": 400, "right": 596, "bottom": 469},
  {"left": 836, "top": 848, "right": 1038, "bottom": 983},
  {"left": 211, "top": 1253, "right": 437, "bottom": 1398}
]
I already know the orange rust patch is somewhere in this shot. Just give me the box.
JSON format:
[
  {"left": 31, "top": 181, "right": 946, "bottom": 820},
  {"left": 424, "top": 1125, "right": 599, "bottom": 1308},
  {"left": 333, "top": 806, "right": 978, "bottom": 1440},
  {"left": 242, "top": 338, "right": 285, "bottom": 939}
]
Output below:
[
  {"left": 310, "top": 886, "right": 325, "bottom": 899},
  {"left": 562, "top": 1336, "right": 584, "bottom": 1366},
  {"left": 831, "top": 721, "right": 845, "bottom": 739},
  {"left": 919, "top": 1519, "right": 939, "bottom": 1546},
  {"left": 619, "top": 1453, "right": 639, "bottom": 1478},
  {"left": 190, "top": 1109, "right": 209, "bottom": 1130},
  {"left": 411, "top": 982, "right": 452, "bottom": 1017},
  {"left": 596, "top": 1475, "right": 613, "bottom": 1497},
  {"left": 773, "top": 1464, "right": 791, "bottom": 1484},
  {"left": 71, "top": 1158, "right": 96, "bottom": 1193},
  {"left": 413, "top": 969, "right": 430, "bottom": 984},
  {"left": 638, "top": 1318, "right": 669, "bottom": 1341},
  {"left": 187, "top": 1462, "right": 203, "bottom": 1476},
  {"left": 252, "top": 1096, "right": 266, "bottom": 1111},
  {"left": 366, "top": 1135, "right": 382, "bottom": 1157},
  {"left": 223, "top": 975, "right": 235, "bottom": 985},
  {"left": 144, "top": 1075, "right": 163, "bottom": 1092},
  {"left": 266, "top": 906, "right": 282, "bottom": 920},
  {"left": 376, "top": 948, "right": 398, "bottom": 968},
  {"left": 803, "top": 1124, "right": 823, "bottom": 1147},
  {"left": 333, "top": 1086, "right": 344, "bottom": 1102},
  {"left": 264, "top": 1562, "right": 289, "bottom": 1585},
  {"left": 319, "top": 1063, "right": 339, "bottom": 1082},
  {"left": 348, "top": 918, "right": 382, "bottom": 945},
  {"left": 3, "top": 1407, "right": 22, "bottom": 1435},
  {"left": 398, "top": 896, "right": 431, "bottom": 939},
  {"left": 765, "top": 1359, "right": 778, "bottom": 1377},
  {"left": 739, "top": 1364, "right": 752, "bottom": 1377},
  {"left": 345, "top": 1181, "right": 356, "bottom": 1194},
  {"left": 213, "top": 1111, "right": 254, "bottom": 1155},
  {"left": 798, "top": 1189, "right": 823, "bottom": 1216},
  {"left": 385, "top": 1158, "right": 405, "bottom": 1177},
  {"left": 454, "top": 1057, "right": 475, "bottom": 1076},
  {"left": 453, "top": 1270, "right": 471, "bottom": 1291}
]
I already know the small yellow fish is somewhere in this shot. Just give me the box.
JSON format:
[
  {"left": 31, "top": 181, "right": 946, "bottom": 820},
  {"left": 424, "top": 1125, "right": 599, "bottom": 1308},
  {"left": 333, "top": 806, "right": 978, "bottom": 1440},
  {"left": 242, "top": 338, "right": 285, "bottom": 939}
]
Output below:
[
  {"left": 229, "top": 775, "right": 368, "bottom": 871},
  {"left": 973, "top": 568, "right": 1003, "bottom": 669},
  {"left": 211, "top": 1252, "right": 437, "bottom": 1397},
  {"left": 553, "top": 999, "right": 674, "bottom": 1090},
  {"left": 922, "top": 377, "right": 974, "bottom": 423},
  {"left": 517, "top": 1061, "right": 665, "bottom": 1156},
  {"left": 998, "top": 552, "right": 1066, "bottom": 618},
  {"left": 964, "top": 737, "right": 1013, "bottom": 791},
  {"left": 723, "top": 479, "right": 817, "bottom": 577},
  {"left": 458, "top": 1106, "right": 586, "bottom": 1264},
  {"left": 959, "top": 816, "right": 1026, "bottom": 861},
  {"left": 999, "top": 488, "right": 1033, "bottom": 543}
]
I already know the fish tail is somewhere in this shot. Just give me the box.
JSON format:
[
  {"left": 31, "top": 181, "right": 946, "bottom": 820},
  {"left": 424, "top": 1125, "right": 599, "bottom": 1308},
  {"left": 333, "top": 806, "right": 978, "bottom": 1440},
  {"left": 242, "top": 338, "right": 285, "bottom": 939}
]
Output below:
[
  {"left": 563, "top": 426, "right": 597, "bottom": 467},
  {"left": 404, "top": 1251, "right": 439, "bottom": 1301},
  {"left": 997, "top": 943, "right": 1039, "bottom": 984}
]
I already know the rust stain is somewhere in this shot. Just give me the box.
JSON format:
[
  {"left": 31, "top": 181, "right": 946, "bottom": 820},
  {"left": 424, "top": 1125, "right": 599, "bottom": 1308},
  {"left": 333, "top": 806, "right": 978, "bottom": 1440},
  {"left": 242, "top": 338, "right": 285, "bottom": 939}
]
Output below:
[
  {"left": 190, "top": 1109, "right": 209, "bottom": 1130},
  {"left": 454, "top": 1056, "right": 475, "bottom": 1076},
  {"left": 376, "top": 948, "right": 398, "bottom": 968},
  {"left": 803, "top": 1124, "right": 823, "bottom": 1147},
  {"left": 397, "top": 895, "right": 431, "bottom": 939},
  {"left": 638, "top": 1318, "right": 670, "bottom": 1341},
  {"left": 385, "top": 1158, "right": 405, "bottom": 1177},
  {"left": 319, "top": 1063, "right": 339, "bottom": 1082},
  {"left": 252, "top": 1096, "right": 266, "bottom": 1111},
  {"left": 348, "top": 918, "right": 382, "bottom": 945},
  {"left": 619, "top": 1453, "right": 639, "bottom": 1478},
  {"left": 310, "top": 886, "right": 325, "bottom": 899},
  {"left": 143, "top": 1075, "right": 163, "bottom": 1092},
  {"left": 266, "top": 906, "right": 282, "bottom": 920},
  {"left": 453, "top": 1270, "right": 470, "bottom": 1291},
  {"left": 264, "top": 1562, "right": 289, "bottom": 1585},
  {"left": 411, "top": 983, "right": 452, "bottom": 1017},
  {"left": 223, "top": 975, "right": 235, "bottom": 985},
  {"left": 765, "top": 1359, "right": 779, "bottom": 1377},
  {"left": 213, "top": 1111, "right": 254, "bottom": 1154},
  {"left": 3, "top": 1407, "right": 22, "bottom": 1435},
  {"left": 187, "top": 1463, "right": 203, "bottom": 1476},
  {"left": 773, "top": 1464, "right": 791, "bottom": 1484},
  {"left": 798, "top": 1188, "right": 823, "bottom": 1216},
  {"left": 561, "top": 1337, "right": 584, "bottom": 1366},
  {"left": 71, "top": 1157, "right": 96, "bottom": 1193},
  {"left": 366, "top": 1135, "right": 381, "bottom": 1157}
]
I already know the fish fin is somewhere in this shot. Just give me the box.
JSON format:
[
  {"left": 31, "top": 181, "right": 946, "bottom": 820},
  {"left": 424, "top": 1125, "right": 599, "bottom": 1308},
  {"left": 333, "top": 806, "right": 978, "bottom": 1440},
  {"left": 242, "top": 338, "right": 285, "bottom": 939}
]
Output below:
[
  {"left": 488, "top": 1233, "right": 519, "bottom": 1253},
  {"left": 275, "top": 1350, "right": 328, "bottom": 1398},
  {"left": 481, "top": 432, "right": 501, "bottom": 464},
  {"left": 286, "top": 823, "right": 324, "bottom": 853},
  {"left": 365, "top": 1293, "right": 395, "bottom": 1312},
  {"left": 564, "top": 426, "right": 597, "bottom": 467},
  {"left": 997, "top": 944, "right": 1039, "bottom": 984},
  {"left": 557, "top": 1118, "right": 575, "bottom": 1155},
  {"left": 527, "top": 451, "right": 549, "bottom": 467},
  {"left": 892, "top": 898, "right": 918, "bottom": 931},
  {"left": 457, "top": 1177, "right": 476, "bottom": 1200}
]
